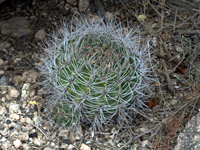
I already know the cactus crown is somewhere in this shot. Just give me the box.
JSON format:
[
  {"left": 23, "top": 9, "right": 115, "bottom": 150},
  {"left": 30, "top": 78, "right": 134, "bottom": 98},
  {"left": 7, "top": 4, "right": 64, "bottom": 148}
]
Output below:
[{"left": 38, "top": 16, "right": 155, "bottom": 131}]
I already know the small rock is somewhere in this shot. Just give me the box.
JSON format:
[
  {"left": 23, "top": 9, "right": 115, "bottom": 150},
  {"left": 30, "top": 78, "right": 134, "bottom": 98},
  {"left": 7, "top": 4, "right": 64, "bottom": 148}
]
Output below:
[
  {"left": 29, "top": 132, "right": 38, "bottom": 138},
  {"left": 70, "top": 7, "right": 80, "bottom": 17},
  {"left": 33, "top": 116, "right": 40, "bottom": 127},
  {"left": 20, "top": 117, "right": 26, "bottom": 123},
  {"left": 0, "top": 41, "right": 11, "bottom": 51},
  {"left": 78, "top": 0, "right": 89, "bottom": 12},
  {"left": 80, "top": 143, "right": 91, "bottom": 150},
  {"left": 6, "top": 119, "right": 11, "bottom": 125},
  {"left": 9, "top": 103, "right": 20, "bottom": 113},
  {"left": 0, "top": 58, "right": 4, "bottom": 66},
  {"left": 35, "top": 28, "right": 45, "bottom": 40},
  {"left": 0, "top": 70, "right": 4, "bottom": 75},
  {"left": 1, "top": 96, "right": 6, "bottom": 101},
  {"left": 0, "top": 75, "right": 10, "bottom": 86},
  {"left": 62, "top": 139, "right": 72, "bottom": 144},
  {"left": 1, "top": 137, "right": 7, "bottom": 142},
  {"left": 21, "top": 83, "right": 31, "bottom": 98},
  {"left": 22, "top": 69, "right": 38, "bottom": 83},
  {"left": 44, "top": 147, "right": 52, "bottom": 150},
  {"left": 13, "top": 139, "right": 22, "bottom": 149},
  {"left": 22, "top": 143, "right": 30, "bottom": 150},
  {"left": 0, "top": 0, "right": 5, "bottom": 5},
  {"left": 65, "top": 3, "right": 71, "bottom": 11},
  {"left": 93, "top": 0, "right": 105, "bottom": 18},
  {"left": 2, "top": 141, "right": 12, "bottom": 149},
  {"left": 9, "top": 87, "right": 20, "bottom": 98},
  {"left": 10, "top": 113, "right": 20, "bottom": 120},
  {"left": 19, "top": 132, "right": 29, "bottom": 141},
  {"left": 26, "top": 117, "right": 33, "bottom": 124},
  {"left": 87, "top": 15, "right": 101, "bottom": 23},
  {"left": 50, "top": 142, "right": 56, "bottom": 147},
  {"left": 0, "top": 106, "right": 7, "bottom": 115},
  {"left": 13, "top": 75, "right": 22, "bottom": 83},
  {"left": 33, "top": 138, "right": 41, "bottom": 146},
  {"left": 0, "top": 17, "right": 32, "bottom": 38},
  {"left": 67, "top": 0, "right": 77, "bottom": 6},
  {"left": 141, "top": 140, "right": 150, "bottom": 147},
  {"left": 105, "top": 12, "right": 113, "bottom": 22},
  {"left": 22, "top": 125, "right": 31, "bottom": 132},
  {"left": 152, "top": 105, "right": 161, "bottom": 113}
]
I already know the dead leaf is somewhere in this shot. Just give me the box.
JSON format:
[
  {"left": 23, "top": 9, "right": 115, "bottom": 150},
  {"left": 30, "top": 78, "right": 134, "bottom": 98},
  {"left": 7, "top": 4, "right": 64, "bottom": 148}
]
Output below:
[{"left": 138, "top": 14, "right": 146, "bottom": 21}]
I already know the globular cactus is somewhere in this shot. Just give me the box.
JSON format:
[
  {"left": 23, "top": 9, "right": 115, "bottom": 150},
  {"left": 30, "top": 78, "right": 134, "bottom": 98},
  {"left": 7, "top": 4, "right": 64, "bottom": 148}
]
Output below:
[{"left": 38, "top": 16, "right": 156, "bottom": 131}]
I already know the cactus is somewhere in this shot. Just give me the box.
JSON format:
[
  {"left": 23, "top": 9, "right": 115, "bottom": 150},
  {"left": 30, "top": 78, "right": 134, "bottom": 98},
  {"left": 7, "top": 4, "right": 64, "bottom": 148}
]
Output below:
[{"left": 38, "top": 16, "right": 156, "bottom": 131}]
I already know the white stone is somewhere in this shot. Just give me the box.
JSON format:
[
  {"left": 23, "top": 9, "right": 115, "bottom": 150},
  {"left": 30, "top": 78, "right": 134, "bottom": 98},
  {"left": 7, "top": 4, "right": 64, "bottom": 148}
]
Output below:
[
  {"left": 9, "top": 87, "right": 19, "bottom": 98},
  {"left": 80, "top": 143, "right": 91, "bottom": 150},
  {"left": 0, "top": 70, "right": 4, "bottom": 75},
  {"left": 44, "top": 147, "right": 52, "bottom": 150},
  {"left": 21, "top": 83, "right": 31, "bottom": 98},
  {"left": 29, "top": 89, "right": 36, "bottom": 97},
  {"left": 13, "top": 139, "right": 22, "bottom": 149},
  {"left": 0, "top": 106, "right": 7, "bottom": 115},
  {"left": 19, "top": 132, "right": 29, "bottom": 141},
  {"left": 9, "top": 103, "right": 20, "bottom": 113},
  {"left": 33, "top": 138, "right": 41, "bottom": 146},
  {"left": 33, "top": 116, "right": 40, "bottom": 127},
  {"left": 2, "top": 141, "right": 11, "bottom": 149},
  {"left": 50, "top": 142, "right": 55, "bottom": 147},
  {"left": 0, "top": 58, "right": 4, "bottom": 66},
  {"left": 22, "top": 143, "right": 30, "bottom": 150},
  {"left": 10, "top": 113, "right": 20, "bottom": 120},
  {"left": 1, "top": 137, "right": 7, "bottom": 142},
  {"left": 26, "top": 117, "right": 33, "bottom": 124},
  {"left": 1, "top": 96, "right": 6, "bottom": 101}
]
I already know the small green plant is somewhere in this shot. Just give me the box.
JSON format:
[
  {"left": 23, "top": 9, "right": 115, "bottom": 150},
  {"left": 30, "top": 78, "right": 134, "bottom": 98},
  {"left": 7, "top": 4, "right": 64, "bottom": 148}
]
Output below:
[{"left": 38, "top": 16, "right": 156, "bottom": 131}]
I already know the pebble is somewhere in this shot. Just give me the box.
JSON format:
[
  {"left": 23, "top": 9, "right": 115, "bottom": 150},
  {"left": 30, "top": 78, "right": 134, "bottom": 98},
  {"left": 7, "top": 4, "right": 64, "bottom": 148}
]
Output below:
[
  {"left": 0, "top": 58, "right": 4, "bottom": 66},
  {"left": 35, "top": 28, "right": 45, "bottom": 40},
  {"left": 80, "top": 143, "right": 91, "bottom": 150},
  {"left": 13, "top": 139, "right": 22, "bottom": 149},
  {"left": 0, "top": 106, "right": 7, "bottom": 115},
  {"left": 67, "top": 0, "right": 77, "bottom": 6},
  {"left": 9, "top": 87, "right": 20, "bottom": 98},
  {"left": 22, "top": 143, "right": 30, "bottom": 150},
  {"left": 0, "top": 70, "right": 4, "bottom": 75},
  {"left": 21, "top": 83, "right": 31, "bottom": 98},
  {"left": 10, "top": 113, "right": 20, "bottom": 120},
  {"left": 9, "top": 103, "right": 20, "bottom": 113},
  {"left": 0, "top": 41, "right": 11, "bottom": 51},
  {"left": 19, "top": 132, "right": 29, "bottom": 141},
  {"left": 33, "top": 138, "right": 41, "bottom": 146},
  {"left": 0, "top": 17, "right": 32, "bottom": 38},
  {"left": 78, "top": 0, "right": 89, "bottom": 12},
  {"left": 13, "top": 75, "right": 22, "bottom": 83},
  {"left": 65, "top": 3, "right": 71, "bottom": 11},
  {"left": 22, "top": 69, "right": 38, "bottom": 83},
  {"left": 93, "top": 0, "right": 105, "bottom": 18},
  {"left": 0, "top": 75, "right": 10, "bottom": 86},
  {"left": 105, "top": 11, "right": 113, "bottom": 22}
]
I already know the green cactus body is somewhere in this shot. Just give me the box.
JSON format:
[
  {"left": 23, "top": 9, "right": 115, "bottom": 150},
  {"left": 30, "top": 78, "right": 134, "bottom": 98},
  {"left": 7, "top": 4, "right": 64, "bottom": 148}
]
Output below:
[{"left": 39, "top": 17, "right": 155, "bottom": 130}]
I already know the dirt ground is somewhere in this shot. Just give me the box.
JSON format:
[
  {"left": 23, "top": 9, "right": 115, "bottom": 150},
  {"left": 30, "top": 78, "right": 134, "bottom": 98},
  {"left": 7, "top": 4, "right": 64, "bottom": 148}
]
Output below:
[{"left": 0, "top": 0, "right": 200, "bottom": 149}]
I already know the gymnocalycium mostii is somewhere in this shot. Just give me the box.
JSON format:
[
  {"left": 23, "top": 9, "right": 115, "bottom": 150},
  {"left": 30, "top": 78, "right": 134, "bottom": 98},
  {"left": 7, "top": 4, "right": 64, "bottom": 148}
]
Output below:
[{"left": 38, "top": 15, "right": 156, "bottom": 131}]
